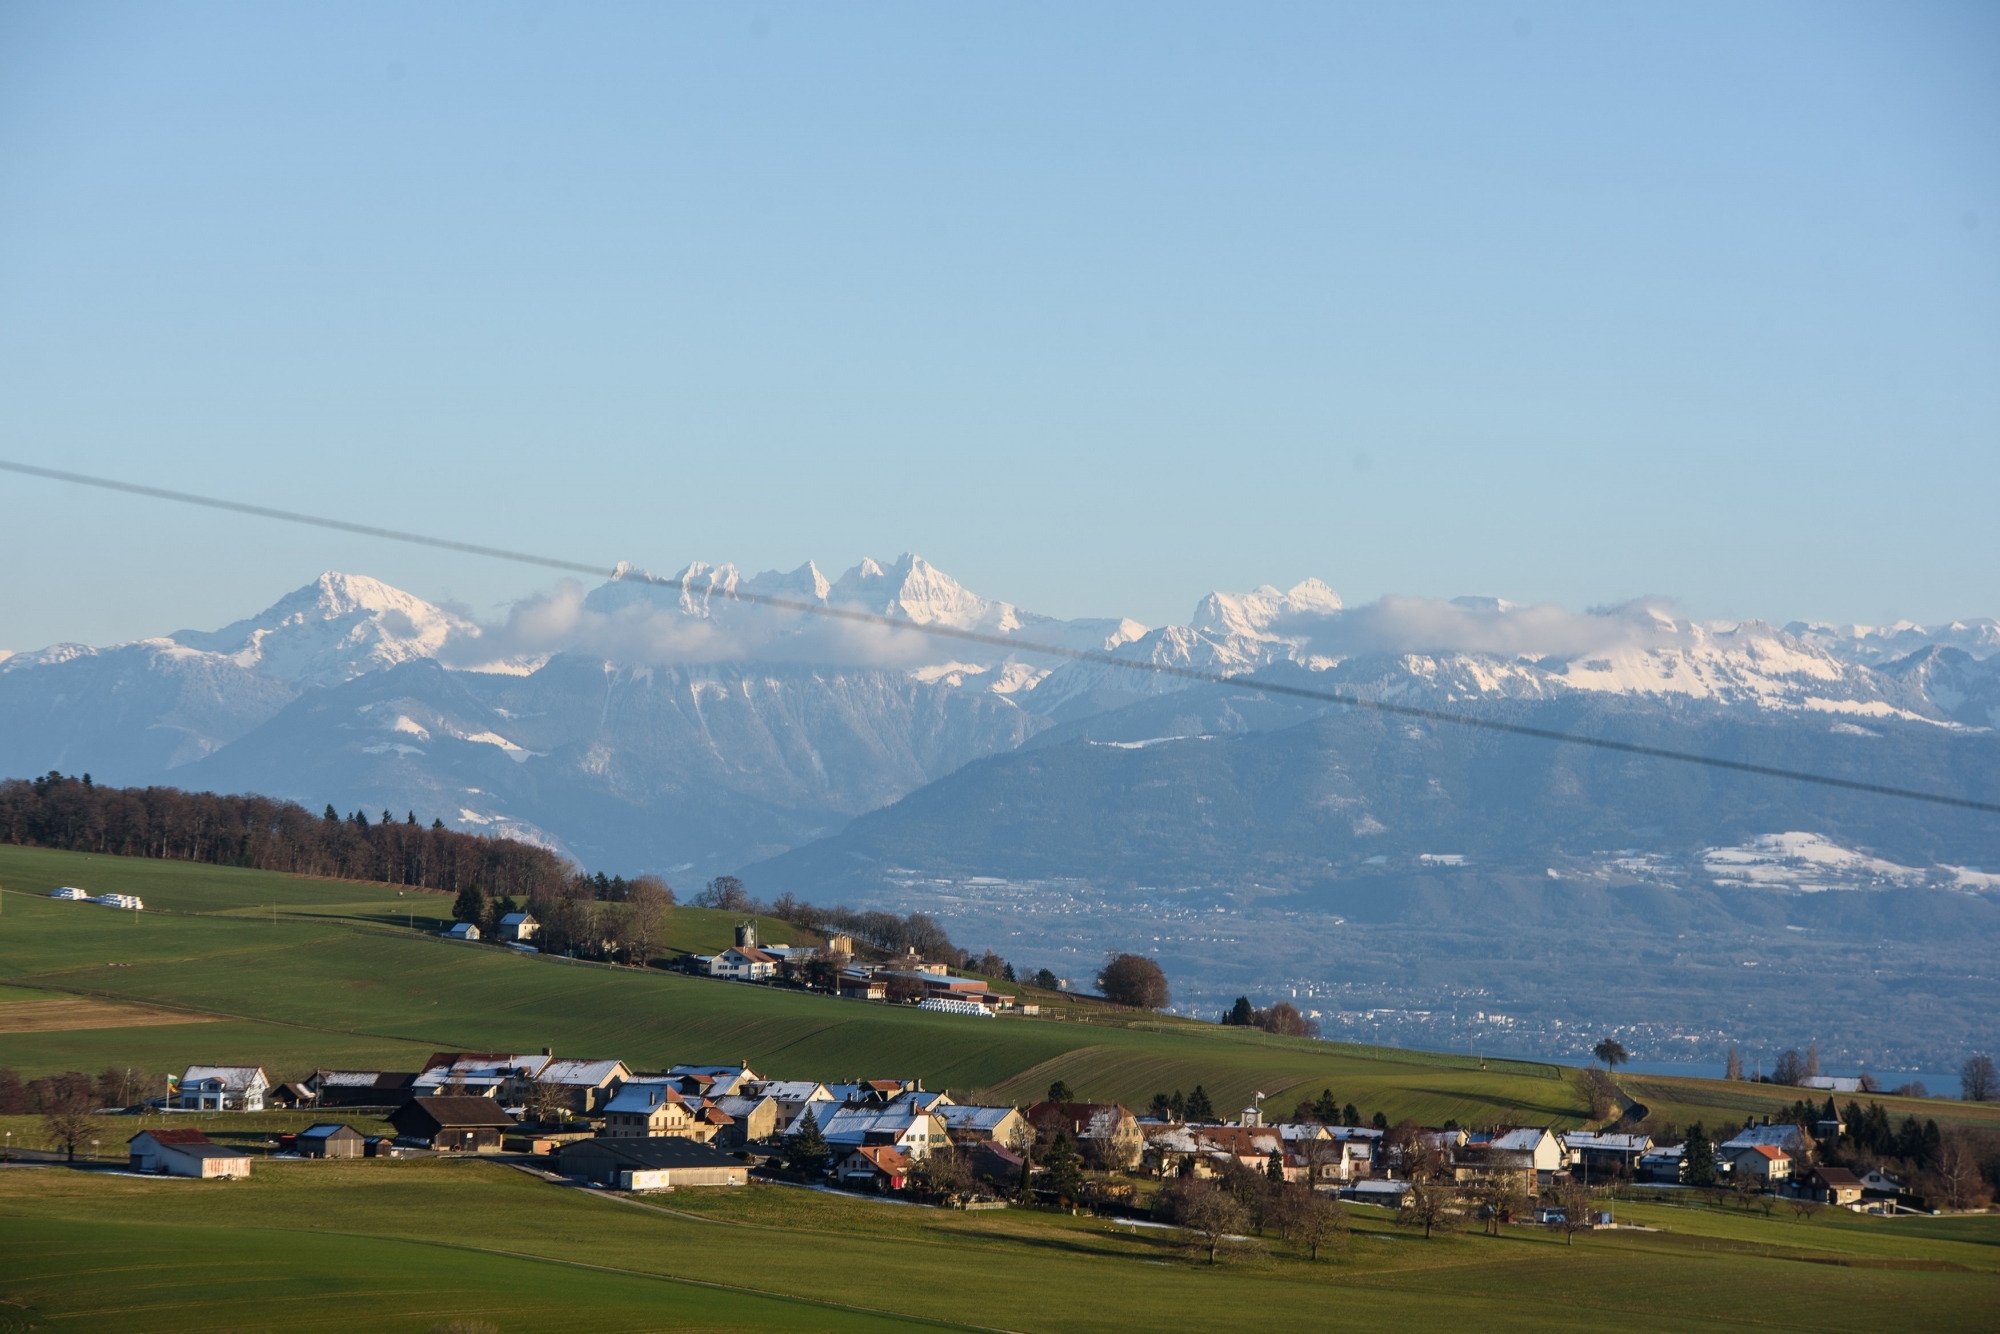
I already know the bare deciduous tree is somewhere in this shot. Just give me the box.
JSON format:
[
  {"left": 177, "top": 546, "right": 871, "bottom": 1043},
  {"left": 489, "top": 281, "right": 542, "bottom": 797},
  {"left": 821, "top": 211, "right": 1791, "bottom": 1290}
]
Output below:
[
  {"left": 1961, "top": 1054, "right": 1997, "bottom": 1103},
  {"left": 42, "top": 1108, "right": 93, "bottom": 1162},
  {"left": 622, "top": 879, "right": 672, "bottom": 965},
  {"left": 1163, "top": 1177, "right": 1248, "bottom": 1264},
  {"left": 1396, "top": 1138, "right": 1458, "bottom": 1240}
]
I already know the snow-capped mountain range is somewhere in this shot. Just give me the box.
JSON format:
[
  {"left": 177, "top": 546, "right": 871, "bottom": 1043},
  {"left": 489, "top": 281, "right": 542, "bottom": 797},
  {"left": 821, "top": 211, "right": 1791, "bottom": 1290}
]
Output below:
[{"left": 3, "top": 557, "right": 1997, "bottom": 873}]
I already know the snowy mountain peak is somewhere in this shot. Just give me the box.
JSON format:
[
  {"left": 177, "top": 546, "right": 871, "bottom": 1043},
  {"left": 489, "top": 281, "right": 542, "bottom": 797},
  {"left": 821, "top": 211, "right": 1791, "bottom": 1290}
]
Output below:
[
  {"left": 170, "top": 572, "right": 473, "bottom": 685},
  {"left": 828, "top": 554, "right": 1024, "bottom": 634},
  {"left": 1191, "top": 578, "right": 1343, "bottom": 640},
  {"left": 743, "top": 560, "right": 832, "bottom": 603}
]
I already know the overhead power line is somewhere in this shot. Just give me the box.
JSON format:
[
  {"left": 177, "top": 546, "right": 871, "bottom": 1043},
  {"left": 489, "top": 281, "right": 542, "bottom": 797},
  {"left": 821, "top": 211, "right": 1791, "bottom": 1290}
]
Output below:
[{"left": 5, "top": 456, "right": 1996, "bottom": 815}]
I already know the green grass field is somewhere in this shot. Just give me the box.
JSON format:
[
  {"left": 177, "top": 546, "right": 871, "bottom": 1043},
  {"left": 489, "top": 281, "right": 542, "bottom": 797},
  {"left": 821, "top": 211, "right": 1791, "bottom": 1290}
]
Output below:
[
  {"left": 2, "top": 844, "right": 1996, "bottom": 1331},
  {"left": 5, "top": 844, "right": 1998, "bottom": 1142},
  {"left": 1, "top": 1156, "right": 1994, "bottom": 1333}
]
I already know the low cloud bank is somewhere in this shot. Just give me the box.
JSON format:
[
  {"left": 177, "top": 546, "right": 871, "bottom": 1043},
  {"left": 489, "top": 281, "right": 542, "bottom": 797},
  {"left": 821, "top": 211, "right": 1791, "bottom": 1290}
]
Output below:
[
  {"left": 1284, "top": 595, "right": 1681, "bottom": 662},
  {"left": 440, "top": 570, "right": 1690, "bottom": 674}
]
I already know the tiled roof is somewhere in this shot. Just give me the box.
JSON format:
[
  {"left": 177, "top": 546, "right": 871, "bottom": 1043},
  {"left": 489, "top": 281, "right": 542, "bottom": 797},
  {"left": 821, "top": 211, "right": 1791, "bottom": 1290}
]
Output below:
[{"left": 133, "top": 1128, "right": 212, "bottom": 1146}]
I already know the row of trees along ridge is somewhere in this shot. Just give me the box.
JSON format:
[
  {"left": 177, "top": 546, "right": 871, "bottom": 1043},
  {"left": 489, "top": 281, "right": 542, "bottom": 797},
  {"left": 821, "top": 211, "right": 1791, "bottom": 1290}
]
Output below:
[{"left": 1, "top": 772, "right": 572, "bottom": 899}]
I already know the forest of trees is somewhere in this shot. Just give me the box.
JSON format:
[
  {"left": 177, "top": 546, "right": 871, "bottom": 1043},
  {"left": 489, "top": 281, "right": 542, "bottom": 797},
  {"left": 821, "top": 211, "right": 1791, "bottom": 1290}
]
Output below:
[{"left": 0, "top": 771, "right": 573, "bottom": 899}]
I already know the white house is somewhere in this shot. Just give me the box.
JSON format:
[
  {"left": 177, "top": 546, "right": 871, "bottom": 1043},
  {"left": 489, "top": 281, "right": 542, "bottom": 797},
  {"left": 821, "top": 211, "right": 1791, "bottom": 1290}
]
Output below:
[
  {"left": 496, "top": 911, "right": 538, "bottom": 943},
  {"left": 447, "top": 922, "right": 480, "bottom": 941},
  {"left": 129, "top": 1128, "right": 252, "bottom": 1178},
  {"left": 1484, "top": 1127, "right": 1565, "bottom": 1179},
  {"left": 174, "top": 1066, "right": 271, "bottom": 1112},
  {"left": 707, "top": 946, "right": 779, "bottom": 981}
]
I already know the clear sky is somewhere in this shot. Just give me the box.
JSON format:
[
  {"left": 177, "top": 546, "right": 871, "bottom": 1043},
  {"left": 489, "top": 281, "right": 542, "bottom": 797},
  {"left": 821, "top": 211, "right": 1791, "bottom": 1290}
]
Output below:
[{"left": 1, "top": 2, "right": 1995, "bottom": 650}]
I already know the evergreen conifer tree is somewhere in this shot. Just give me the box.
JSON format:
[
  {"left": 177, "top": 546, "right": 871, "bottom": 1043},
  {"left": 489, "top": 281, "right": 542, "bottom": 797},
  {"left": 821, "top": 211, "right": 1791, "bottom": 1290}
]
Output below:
[
  {"left": 1314, "top": 1089, "right": 1341, "bottom": 1122},
  {"left": 787, "top": 1107, "right": 830, "bottom": 1177},
  {"left": 1344, "top": 1103, "right": 1360, "bottom": 1127},
  {"left": 1041, "top": 1131, "right": 1085, "bottom": 1204},
  {"left": 453, "top": 886, "right": 485, "bottom": 924},
  {"left": 1185, "top": 1085, "right": 1214, "bottom": 1121},
  {"left": 1168, "top": 1089, "right": 1186, "bottom": 1121},
  {"left": 1684, "top": 1122, "right": 1716, "bottom": 1186}
]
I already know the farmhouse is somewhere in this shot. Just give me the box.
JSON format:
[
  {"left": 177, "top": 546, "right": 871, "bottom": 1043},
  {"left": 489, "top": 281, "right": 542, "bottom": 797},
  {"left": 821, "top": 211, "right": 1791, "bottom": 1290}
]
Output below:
[
  {"left": 599, "top": 1082, "right": 697, "bottom": 1138},
  {"left": 535, "top": 1058, "right": 632, "bottom": 1113},
  {"left": 128, "top": 1128, "right": 252, "bottom": 1179},
  {"left": 173, "top": 1065, "right": 270, "bottom": 1112},
  {"left": 938, "top": 1104, "right": 1028, "bottom": 1147},
  {"left": 496, "top": 911, "right": 539, "bottom": 943},
  {"left": 1478, "top": 1127, "right": 1565, "bottom": 1181},
  {"left": 805, "top": 1106, "right": 947, "bottom": 1160},
  {"left": 1027, "top": 1102, "right": 1144, "bottom": 1170},
  {"left": 413, "top": 1052, "right": 552, "bottom": 1101},
  {"left": 708, "top": 945, "right": 779, "bottom": 981},
  {"left": 745, "top": 1080, "right": 836, "bottom": 1133},
  {"left": 711, "top": 1094, "right": 779, "bottom": 1146},
  {"left": 557, "top": 1136, "right": 750, "bottom": 1189},
  {"left": 296, "top": 1124, "right": 367, "bottom": 1159},
  {"left": 389, "top": 1096, "right": 516, "bottom": 1151}
]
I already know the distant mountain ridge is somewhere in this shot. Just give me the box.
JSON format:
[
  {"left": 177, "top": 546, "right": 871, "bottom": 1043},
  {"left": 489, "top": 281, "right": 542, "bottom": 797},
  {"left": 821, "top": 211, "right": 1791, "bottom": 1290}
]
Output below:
[{"left": 2, "top": 557, "right": 1996, "bottom": 877}]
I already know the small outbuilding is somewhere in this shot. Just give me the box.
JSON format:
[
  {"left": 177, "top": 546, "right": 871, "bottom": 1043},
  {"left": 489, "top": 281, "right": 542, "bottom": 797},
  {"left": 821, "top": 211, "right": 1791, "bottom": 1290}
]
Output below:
[
  {"left": 128, "top": 1128, "right": 252, "bottom": 1179},
  {"left": 296, "top": 1123, "right": 368, "bottom": 1159},
  {"left": 557, "top": 1136, "right": 750, "bottom": 1189},
  {"left": 446, "top": 922, "right": 481, "bottom": 941},
  {"left": 388, "top": 1096, "right": 516, "bottom": 1151}
]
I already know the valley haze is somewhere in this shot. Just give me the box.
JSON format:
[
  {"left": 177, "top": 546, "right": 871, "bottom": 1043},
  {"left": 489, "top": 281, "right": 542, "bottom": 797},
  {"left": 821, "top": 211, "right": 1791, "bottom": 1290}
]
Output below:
[{"left": 4, "top": 556, "right": 1996, "bottom": 1073}]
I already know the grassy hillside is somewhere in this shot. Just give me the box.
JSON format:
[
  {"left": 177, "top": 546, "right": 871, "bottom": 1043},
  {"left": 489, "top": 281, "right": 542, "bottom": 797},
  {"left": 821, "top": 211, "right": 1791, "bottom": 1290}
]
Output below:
[
  {"left": 1, "top": 1156, "right": 1995, "bottom": 1333},
  {"left": 3, "top": 845, "right": 1997, "bottom": 1140}
]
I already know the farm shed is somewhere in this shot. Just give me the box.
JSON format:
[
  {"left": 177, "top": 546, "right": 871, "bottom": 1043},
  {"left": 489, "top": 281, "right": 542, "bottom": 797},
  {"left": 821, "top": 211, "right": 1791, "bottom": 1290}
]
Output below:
[
  {"left": 389, "top": 1096, "right": 516, "bottom": 1151},
  {"left": 128, "top": 1129, "right": 252, "bottom": 1179},
  {"left": 296, "top": 1124, "right": 367, "bottom": 1159},
  {"left": 312, "top": 1070, "right": 419, "bottom": 1108},
  {"left": 556, "top": 1136, "right": 749, "bottom": 1189}
]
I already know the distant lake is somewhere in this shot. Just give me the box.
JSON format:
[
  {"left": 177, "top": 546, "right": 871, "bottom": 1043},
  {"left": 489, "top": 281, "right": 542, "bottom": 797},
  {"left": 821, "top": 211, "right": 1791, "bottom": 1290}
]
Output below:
[{"left": 1528, "top": 1054, "right": 1964, "bottom": 1100}]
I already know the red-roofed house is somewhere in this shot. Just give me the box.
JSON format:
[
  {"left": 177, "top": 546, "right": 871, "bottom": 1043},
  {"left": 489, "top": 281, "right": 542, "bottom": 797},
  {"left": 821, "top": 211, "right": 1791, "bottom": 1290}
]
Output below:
[
  {"left": 839, "top": 1144, "right": 912, "bottom": 1192},
  {"left": 1730, "top": 1143, "right": 1793, "bottom": 1186}
]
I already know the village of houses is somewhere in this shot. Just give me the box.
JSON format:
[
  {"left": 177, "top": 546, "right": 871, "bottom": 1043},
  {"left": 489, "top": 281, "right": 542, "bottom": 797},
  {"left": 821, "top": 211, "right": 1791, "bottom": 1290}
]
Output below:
[
  {"left": 120, "top": 1055, "right": 1913, "bottom": 1227},
  {"left": 38, "top": 911, "right": 1925, "bottom": 1225}
]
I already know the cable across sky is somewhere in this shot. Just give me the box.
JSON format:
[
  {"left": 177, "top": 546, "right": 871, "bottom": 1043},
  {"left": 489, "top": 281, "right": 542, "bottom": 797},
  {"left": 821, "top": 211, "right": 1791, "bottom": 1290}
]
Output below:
[{"left": 4, "top": 457, "right": 1996, "bottom": 816}]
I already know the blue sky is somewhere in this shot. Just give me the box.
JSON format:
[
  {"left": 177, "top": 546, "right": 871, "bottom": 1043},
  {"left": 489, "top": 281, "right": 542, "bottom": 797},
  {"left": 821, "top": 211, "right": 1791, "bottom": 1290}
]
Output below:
[{"left": 1, "top": 2, "right": 1995, "bottom": 648}]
